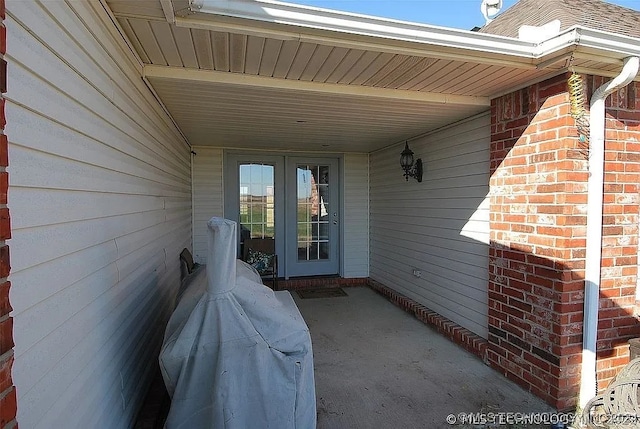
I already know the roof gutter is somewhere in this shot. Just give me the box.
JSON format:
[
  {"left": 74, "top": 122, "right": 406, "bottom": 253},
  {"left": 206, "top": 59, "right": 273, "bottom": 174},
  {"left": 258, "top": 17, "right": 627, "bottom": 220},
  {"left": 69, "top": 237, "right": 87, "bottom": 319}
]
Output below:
[
  {"left": 184, "top": 1, "right": 640, "bottom": 73},
  {"left": 186, "top": 0, "right": 537, "bottom": 58},
  {"left": 536, "top": 27, "right": 640, "bottom": 61},
  {"left": 579, "top": 55, "right": 640, "bottom": 410}
]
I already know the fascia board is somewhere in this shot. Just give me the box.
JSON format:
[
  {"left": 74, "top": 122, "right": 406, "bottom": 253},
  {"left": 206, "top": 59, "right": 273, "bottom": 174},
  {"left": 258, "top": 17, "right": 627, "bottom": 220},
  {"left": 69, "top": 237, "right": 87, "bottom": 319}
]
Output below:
[
  {"left": 535, "top": 26, "right": 640, "bottom": 60},
  {"left": 188, "top": 0, "right": 537, "bottom": 58},
  {"left": 568, "top": 27, "right": 640, "bottom": 58},
  {"left": 187, "top": 1, "right": 640, "bottom": 70}
]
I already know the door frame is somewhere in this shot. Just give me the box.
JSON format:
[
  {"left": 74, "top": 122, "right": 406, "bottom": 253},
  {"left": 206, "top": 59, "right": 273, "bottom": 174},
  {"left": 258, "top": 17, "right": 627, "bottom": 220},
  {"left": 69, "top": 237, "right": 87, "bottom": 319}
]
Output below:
[
  {"left": 285, "top": 156, "right": 341, "bottom": 277},
  {"left": 223, "top": 153, "right": 286, "bottom": 276},
  {"left": 224, "top": 151, "right": 343, "bottom": 279}
]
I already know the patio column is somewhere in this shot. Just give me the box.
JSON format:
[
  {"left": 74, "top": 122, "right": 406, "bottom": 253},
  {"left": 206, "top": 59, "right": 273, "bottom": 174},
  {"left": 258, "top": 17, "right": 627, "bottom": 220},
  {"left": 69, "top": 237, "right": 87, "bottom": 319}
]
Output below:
[
  {"left": 0, "top": 0, "right": 14, "bottom": 426},
  {"left": 488, "top": 73, "right": 640, "bottom": 411}
]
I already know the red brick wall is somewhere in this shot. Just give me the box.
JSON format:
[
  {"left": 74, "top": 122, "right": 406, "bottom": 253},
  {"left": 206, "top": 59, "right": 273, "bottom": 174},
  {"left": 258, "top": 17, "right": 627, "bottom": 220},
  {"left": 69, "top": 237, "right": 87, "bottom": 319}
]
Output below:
[
  {"left": 595, "top": 77, "right": 640, "bottom": 390},
  {"left": 0, "top": 0, "right": 14, "bottom": 426},
  {"left": 489, "top": 73, "right": 640, "bottom": 411}
]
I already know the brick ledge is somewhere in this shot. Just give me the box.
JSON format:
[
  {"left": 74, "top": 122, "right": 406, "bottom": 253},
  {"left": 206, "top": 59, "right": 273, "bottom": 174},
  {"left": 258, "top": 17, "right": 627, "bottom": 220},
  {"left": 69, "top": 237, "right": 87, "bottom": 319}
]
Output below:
[
  {"left": 367, "top": 279, "right": 489, "bottom": 363},
  {"left": 279, "top": 277, "right": 368, "bottom": 290}
]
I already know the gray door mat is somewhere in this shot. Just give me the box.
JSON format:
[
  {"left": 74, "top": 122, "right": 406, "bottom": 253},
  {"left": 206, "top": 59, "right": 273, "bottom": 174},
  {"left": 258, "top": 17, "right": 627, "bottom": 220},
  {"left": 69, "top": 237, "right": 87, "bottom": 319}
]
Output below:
[{"left": 296, "top": 288, "right": 348, "bottom": 299}]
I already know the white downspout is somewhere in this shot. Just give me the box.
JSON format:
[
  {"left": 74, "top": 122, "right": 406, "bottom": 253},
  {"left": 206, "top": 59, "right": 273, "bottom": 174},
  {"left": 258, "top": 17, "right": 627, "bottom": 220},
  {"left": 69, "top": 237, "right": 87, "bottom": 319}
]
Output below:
[{"left": 579, "top": 56, "right": 639, "bottom": 410}]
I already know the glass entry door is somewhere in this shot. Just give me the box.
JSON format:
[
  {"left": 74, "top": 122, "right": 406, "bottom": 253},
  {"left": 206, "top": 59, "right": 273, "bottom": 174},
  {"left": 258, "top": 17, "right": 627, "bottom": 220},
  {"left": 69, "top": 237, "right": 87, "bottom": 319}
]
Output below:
[
  {"left": 286, "top": 157, "right": 339, "bottom": 277},
  {"left": 225, "top": 154, "right": 285, "bottom": 275},
  {"left": 225, "top": 154, "right": 339, "bottom": 278}
]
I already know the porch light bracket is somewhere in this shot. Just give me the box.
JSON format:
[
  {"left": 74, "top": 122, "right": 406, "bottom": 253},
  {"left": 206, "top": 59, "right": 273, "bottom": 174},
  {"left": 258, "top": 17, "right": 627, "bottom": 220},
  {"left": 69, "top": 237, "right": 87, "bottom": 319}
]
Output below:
[{"left": 400, "top": 142, "right": 423, "bottom": 183}]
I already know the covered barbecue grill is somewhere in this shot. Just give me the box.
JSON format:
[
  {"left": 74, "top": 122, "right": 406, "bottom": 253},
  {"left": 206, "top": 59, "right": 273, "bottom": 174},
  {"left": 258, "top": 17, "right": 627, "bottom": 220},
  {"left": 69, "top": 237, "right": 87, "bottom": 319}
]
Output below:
[{"left": 159, "top": 217, "right": 316, "bottom": 428}]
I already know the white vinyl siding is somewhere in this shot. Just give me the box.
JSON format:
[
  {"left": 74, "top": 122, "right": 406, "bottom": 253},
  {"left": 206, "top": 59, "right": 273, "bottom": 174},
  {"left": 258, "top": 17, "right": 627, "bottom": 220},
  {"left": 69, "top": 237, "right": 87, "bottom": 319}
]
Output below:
[
  {"left": 370, "top": 113, "right": 490, "bottom": 338},
  {"left": 192, "top": 146, "right": 224, "bottom": 264},
  {"left": 7, "top": 2, "right": 191, "bottom": 428},
  {"left": 343, "top": 153, "right": 369, "bottom": 278}
]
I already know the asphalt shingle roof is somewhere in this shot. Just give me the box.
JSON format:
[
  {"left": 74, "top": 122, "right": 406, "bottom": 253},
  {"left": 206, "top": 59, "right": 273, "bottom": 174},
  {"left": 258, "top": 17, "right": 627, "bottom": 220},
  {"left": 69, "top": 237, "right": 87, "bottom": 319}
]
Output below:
[{"left": 480, "top": 0, "right": 640, "bottom": 39}]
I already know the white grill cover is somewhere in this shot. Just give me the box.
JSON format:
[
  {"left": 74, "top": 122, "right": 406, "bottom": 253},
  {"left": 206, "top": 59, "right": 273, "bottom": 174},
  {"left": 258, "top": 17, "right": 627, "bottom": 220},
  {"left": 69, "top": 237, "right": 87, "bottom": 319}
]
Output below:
[{"left": 160, "top": 217, "right": 316, "bottom": 428}]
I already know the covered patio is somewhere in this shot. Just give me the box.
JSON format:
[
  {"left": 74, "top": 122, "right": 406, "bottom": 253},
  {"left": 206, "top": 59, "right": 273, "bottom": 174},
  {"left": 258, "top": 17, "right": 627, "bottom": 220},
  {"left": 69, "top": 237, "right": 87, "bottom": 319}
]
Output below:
[
  {"left": 137, "top": 285, "right": 556, "bottom": 429},
  {"left": 5, "top": 0, "right": 640, "bottom": 427}
]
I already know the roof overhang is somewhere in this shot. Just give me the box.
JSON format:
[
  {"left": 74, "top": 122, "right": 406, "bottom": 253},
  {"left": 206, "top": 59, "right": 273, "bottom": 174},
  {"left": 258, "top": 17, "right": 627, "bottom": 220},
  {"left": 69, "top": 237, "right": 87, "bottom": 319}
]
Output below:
[
  {"left": 184, "top": 0, "right": 538, "bottom": 62},
  {"left": 104, "top": 0, "right": 640, "bottom": 152}
]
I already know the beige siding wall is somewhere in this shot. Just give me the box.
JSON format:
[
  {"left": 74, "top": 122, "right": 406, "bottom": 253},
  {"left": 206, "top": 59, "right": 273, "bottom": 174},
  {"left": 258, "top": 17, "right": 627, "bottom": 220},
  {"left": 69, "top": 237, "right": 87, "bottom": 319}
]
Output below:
[
  {"left": 343, "top": 153, "right": 369, "bottom": 278},
  {"left": 370, "top": 113, "right": 490, "bottom": 338},
  {"left": 192, "top": 146, "right": 224, "bottom": 263},
  {"left": 7, "top": 1, "right": 191, "bottom": 427}
]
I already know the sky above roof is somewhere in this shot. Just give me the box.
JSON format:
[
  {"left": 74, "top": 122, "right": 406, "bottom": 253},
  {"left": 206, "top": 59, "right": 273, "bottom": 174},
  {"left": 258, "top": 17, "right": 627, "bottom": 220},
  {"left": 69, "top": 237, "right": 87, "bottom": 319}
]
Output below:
[{"left": 287, "top": 0, "right": 640, "bottom": 31}]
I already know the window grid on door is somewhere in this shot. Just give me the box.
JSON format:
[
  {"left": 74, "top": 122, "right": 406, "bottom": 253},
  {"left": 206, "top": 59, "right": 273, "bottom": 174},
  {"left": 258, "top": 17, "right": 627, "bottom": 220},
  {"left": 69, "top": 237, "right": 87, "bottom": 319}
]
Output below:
[
  {"left": 239, "top": 163, "right": 275, "bottom": 239},
  {"left": 296, "top": 164, "right": 330, "bottom": 261}
]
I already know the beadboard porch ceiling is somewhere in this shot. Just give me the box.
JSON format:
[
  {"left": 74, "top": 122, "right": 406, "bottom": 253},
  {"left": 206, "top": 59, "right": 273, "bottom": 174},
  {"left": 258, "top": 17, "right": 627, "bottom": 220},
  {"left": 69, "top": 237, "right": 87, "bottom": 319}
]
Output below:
[{"left": 104, "top": 0, "right": 637, "bottom": 153}]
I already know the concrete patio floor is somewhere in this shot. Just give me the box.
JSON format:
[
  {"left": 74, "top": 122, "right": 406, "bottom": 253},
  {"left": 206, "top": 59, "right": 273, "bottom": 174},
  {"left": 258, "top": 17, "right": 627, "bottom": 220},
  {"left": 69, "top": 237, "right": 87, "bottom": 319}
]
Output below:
[
  {"left": 136, "top": 285, "right": 561, "bottom": 428},
  {"left": 294, "top": 286, "right": 557, "bottom": 429}
]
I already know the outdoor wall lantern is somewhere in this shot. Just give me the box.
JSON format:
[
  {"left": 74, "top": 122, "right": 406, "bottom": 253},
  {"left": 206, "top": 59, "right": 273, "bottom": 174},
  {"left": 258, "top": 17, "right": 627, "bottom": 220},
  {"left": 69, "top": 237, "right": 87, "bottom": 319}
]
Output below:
[{"left": 400, "top": 141, "right": 423, "bottom": 182}]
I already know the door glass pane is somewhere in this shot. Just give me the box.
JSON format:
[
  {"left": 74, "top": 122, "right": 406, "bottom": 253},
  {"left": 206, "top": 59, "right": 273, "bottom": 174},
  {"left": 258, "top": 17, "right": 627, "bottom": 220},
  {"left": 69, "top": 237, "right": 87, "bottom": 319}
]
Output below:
[
  {"left": 239, "top": 164, "right": 275, "bottom": 243},
  {"left": 297, "top": 164, "right": 330, "bottom": 261}
]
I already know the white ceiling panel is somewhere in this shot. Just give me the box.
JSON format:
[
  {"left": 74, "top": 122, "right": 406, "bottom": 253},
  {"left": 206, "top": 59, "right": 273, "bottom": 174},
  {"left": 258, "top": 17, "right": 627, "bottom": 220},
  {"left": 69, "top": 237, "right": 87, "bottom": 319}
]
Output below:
[
  {"left": 229, "top": 34, "right": 248, "bottom": 72},
  {"left": 323, "top": 49, "right": 366, "bottom": 84},
  {"left": 106, "top": 0, "right": 165, "bottom": 19},
  {"left": 211, "top": 31, "right": 229, "bottom": 71},
  {"left": 371, "top": 55, "right": 425, "bottom": 89},
  {"left": 312, "top": 47, "right": 350, "bottom": 82},
  {"left": 192, "top": 28, "right": 213, "bottom": 69},
  {"left": 128, "top": 18, "right": 166, "bottom": 65},
  {"left": 106, "top": 0, "right": 635, "bottom": 152},
  {"left": 150, "top": 21, "right": 182, "bottom": 66},
  {"left": 244, "top": 36, "right": 265, "bottom": 75},
  {"left": 172, "top": 27, "right": 198, "bottom": 68},
  {"left": 258, "top": 38, "right": 285, "bottom": 76},
  {"left": 337, "top": 51, "right": 382, "bottom": 85},
  {"left": 286, "top": 42, "right": 318, "bottom": 80},
  {"left": 148, "top": 76, "right": 487, "bottom": 152},
  {"left": 299, "top": 44, "right": 334, "bottom": 81},
  {"left": 272, "top": 40, "right": 300, "bottom": 78},
  {"left": 119, "top": 19, "right": 151, "bottom": 64}
]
